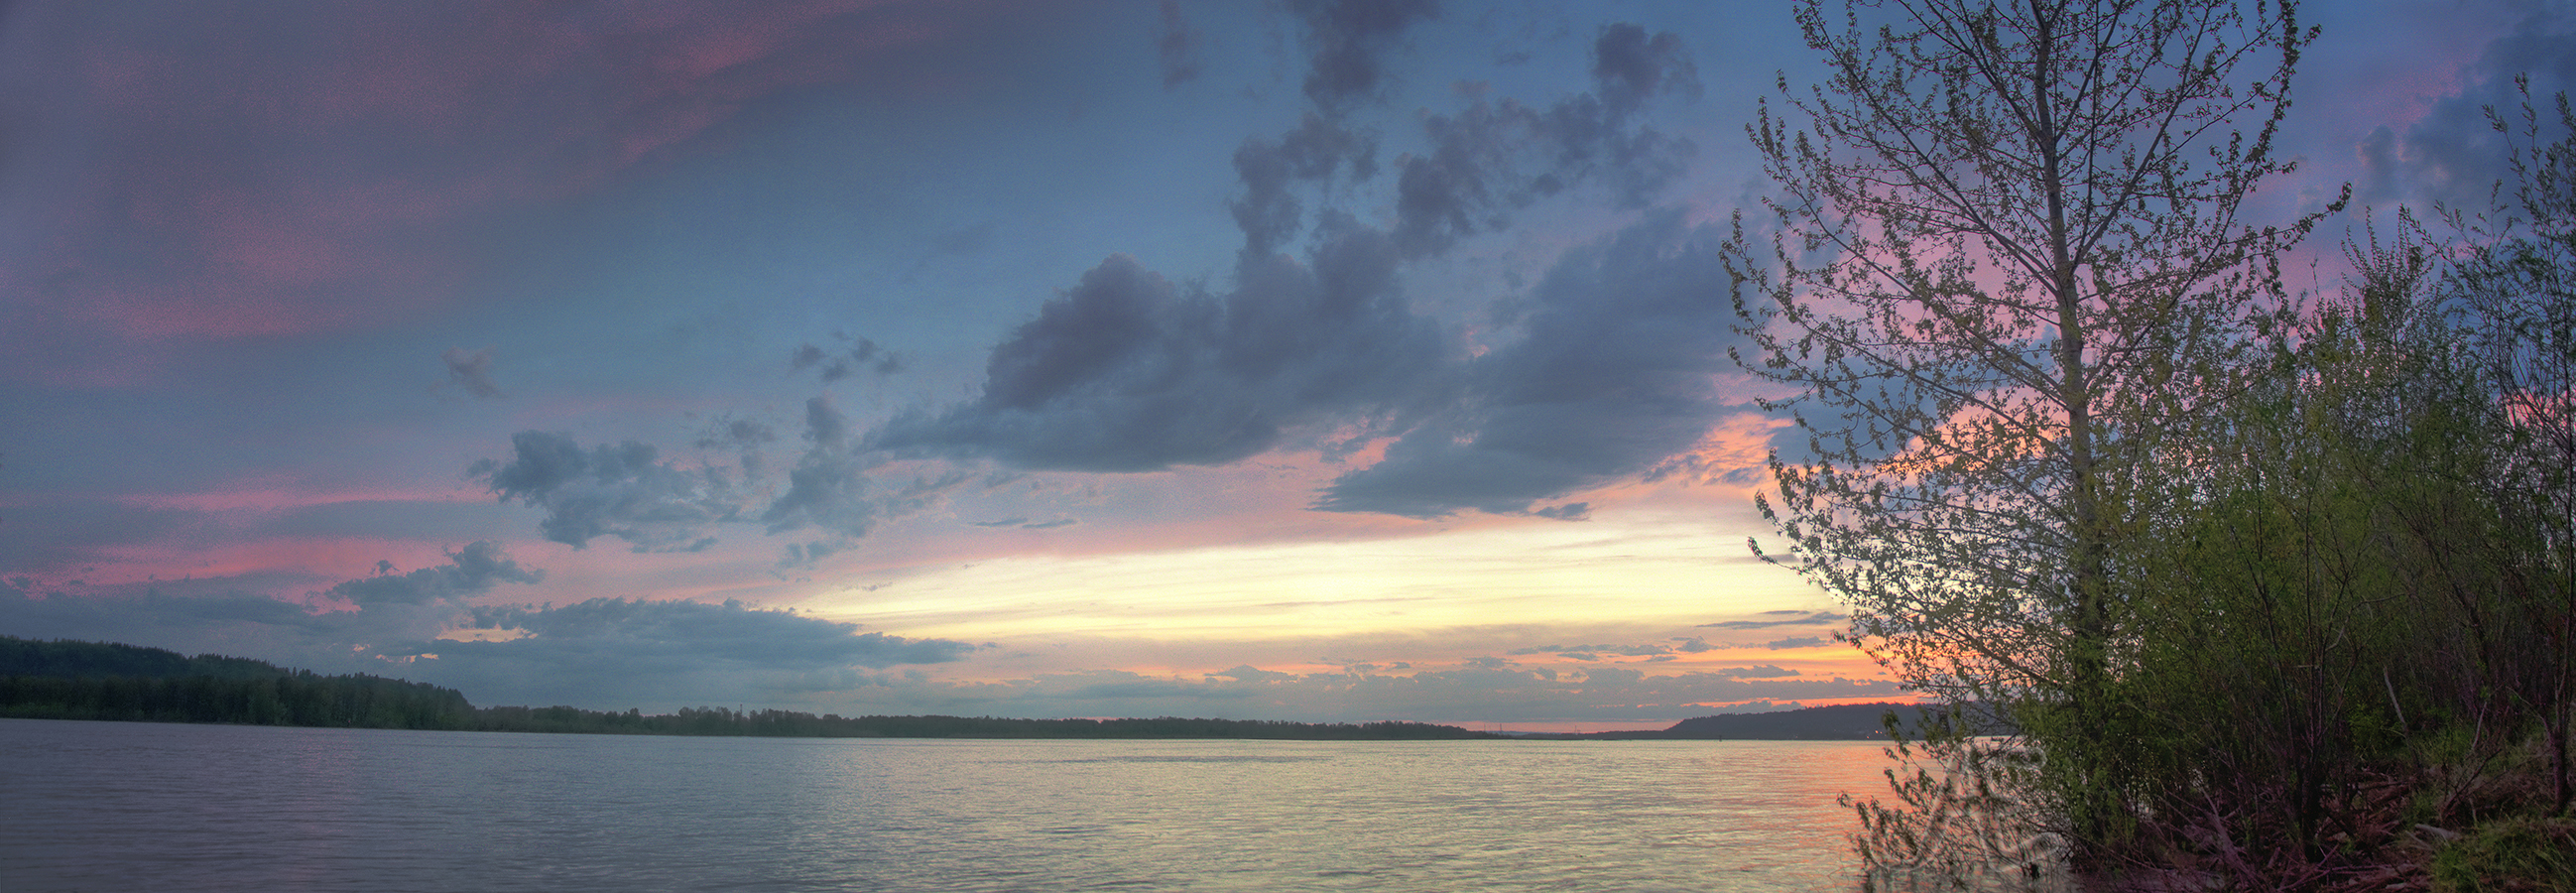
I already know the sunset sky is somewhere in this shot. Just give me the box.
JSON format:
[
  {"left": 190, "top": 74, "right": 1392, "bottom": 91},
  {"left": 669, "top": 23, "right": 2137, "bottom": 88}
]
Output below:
[{"left": 3, "top": 0, "right": 2568, "bottom": 730}]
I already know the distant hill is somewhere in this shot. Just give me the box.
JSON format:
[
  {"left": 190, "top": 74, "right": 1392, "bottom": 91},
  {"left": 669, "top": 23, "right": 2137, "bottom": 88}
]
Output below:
[{"left": 1536, "top": 702, "right": 2008, "bottom": 740}]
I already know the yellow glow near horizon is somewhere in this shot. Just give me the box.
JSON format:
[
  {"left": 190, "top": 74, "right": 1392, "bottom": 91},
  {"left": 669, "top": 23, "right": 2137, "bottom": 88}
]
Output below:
[{"left": 808, "top": 504, "right": 1831, "bottom": 647}]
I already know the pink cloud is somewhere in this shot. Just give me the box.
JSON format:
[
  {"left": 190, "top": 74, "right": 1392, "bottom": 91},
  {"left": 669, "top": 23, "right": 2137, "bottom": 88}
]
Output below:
[
  {"left": 3, "top": 0, "right": 1010, "bottom": 384},
  {"left": 74, "top": 536, "right": 426, "bottom": 590},
  {"left": 110, "top": 479, "right": 485, "bottom": 515}
]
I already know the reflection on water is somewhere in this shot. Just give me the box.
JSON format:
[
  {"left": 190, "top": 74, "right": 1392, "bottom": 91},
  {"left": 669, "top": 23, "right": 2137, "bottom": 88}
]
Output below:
[{"left": 0, "top": 718, "right": 1895, "bottom": 892}]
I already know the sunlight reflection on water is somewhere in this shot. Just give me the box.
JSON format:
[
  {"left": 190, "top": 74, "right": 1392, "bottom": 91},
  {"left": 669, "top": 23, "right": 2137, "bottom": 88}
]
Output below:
[{"left": 0, "top": 718, "right": 1896, "bottom": 892}]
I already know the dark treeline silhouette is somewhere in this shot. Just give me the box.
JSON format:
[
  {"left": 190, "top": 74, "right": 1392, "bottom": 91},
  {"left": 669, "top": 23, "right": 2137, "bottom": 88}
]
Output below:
[
  {"left": 0, "top": 637, "right": 1497, "bottom": 739},
  {"left": 472, "top": 703, "right": 1497, "bottom": 739},
  {"left": 0, "top": 636, "right": 474, "bottom": 729}
]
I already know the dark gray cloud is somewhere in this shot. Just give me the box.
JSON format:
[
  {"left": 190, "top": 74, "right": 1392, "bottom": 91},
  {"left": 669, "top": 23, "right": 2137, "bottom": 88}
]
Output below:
[
  {"left": 1510, "top": 642, "right": 1674, "bottom": 659},
  {"left": 859, "top": 22, "right": 1703, "bottom": 490},
  {"left": 452, "top": 15, "right": 1712, "bottom": 555},
  {"left": 865, "top": 239, "right": 1451, "bottom": 471},
  {"left": 1591, "top": 23, "right": 1702, "bottom": 115},
  {"left": 793, "top": 335, "right": 905, "bottom": 383},
  {"left": 1289, "top": 0, "right": 1441, "bottom": 111},
  {"left": 0, "top": 496, "right": 210, "bottom": 578},
  {"left": 1387, "top": 26, "right": 1700, "bottom": 257},
  {"left": 415, "top": 596, "right": 977, "bottom": 706},
  {"left": 1, "top": 544, "right": 539, "bottom": 678},
  {"left": 0, "top": 575, "right": 326, "bottom": 643},
  {"left": 1316, "top": 210, "right": 1742, "bottom": 517},
  {"left": 470, "top": 431, "right": 744, "bottom": 552},
  {"left": 966, "top": 517, "right": 1076, "bottom": 530},
  {"left": 763, "top": 459, "right": 968, "bottom": 540},
  {"left": 463, "top": 597, "right": 973, "bottom": 668},
  {"left": 2360, "top": 13, "right": 2576, "bottom": 208},
  {"left": 468, "top": 407, "right": 963, "bottom": 569},
  {"left": 1712, "top": 664, "right": 1800, "bottom": 679},
  {"left": 1232, "top": 113, "right": 1380, "bottom": 258},
  {"left": 1697, "top": 610, "right": 1847, "bottom": 630},
  {"left": 1156, "top": 0, "right": 1203, "bottom": 87},
  {"left": 696, "top": 418, "right": 779, "bottom": 450},
  {"left": 441, "top": 347, "right": 503, "bottom": 398},
  {"left": 323, "top": 541, "right": 542, "bottom": 607},
  {"left": 761, "top": 397, "right": 969, "bottom": 546},
  {"left": 1763, "top": 635, "right": 1828, "bottom": 650}
]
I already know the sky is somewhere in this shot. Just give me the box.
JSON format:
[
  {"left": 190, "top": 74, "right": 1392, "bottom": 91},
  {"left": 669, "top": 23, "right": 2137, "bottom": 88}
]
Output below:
[{"left": 3, "top": 0, "right": 2570, "bottom": 731}]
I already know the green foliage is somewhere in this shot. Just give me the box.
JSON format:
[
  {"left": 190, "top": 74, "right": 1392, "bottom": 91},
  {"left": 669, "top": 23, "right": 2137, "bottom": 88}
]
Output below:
[
  {"left": 1730, "top": 0, "right": 2335, "bottom": 872},
  {"left": 1843, "top": 705, "right": 2059, "bottom": 893},
  {"left": 2431, "top": 818, "right": 2576, "bottom": 893},
  {"left": 1737, "top": 0, "right": 2575, "bottom": 886}
]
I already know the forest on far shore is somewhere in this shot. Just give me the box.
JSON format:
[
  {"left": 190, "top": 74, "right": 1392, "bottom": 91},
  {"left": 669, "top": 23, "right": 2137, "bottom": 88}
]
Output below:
[
  {"left": 7, "top": 634, "right": 1927, "bottom": 740},
  {"left": 0, "top": 635, "right": 1496, "bottom": 738}
]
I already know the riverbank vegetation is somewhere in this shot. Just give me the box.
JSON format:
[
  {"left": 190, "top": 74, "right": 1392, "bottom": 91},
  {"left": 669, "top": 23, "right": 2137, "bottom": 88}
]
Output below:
[{"left": 1733, "top": 1, "right": 2574, "bottom": 890}]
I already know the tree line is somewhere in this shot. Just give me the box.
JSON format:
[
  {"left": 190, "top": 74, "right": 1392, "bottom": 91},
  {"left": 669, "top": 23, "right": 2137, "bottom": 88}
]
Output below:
[
  {"left": 471, "top": 703, "right": 1496, "bottom": 739},
  {"left": 1733, "top": 1, "right": 2572, "bottom": 889},
  {"left": 0, "top": 636, "right": 475, "bottom": 729},
  {"left": 0, "top": 636, "right": 1496, "bottom": 740}
]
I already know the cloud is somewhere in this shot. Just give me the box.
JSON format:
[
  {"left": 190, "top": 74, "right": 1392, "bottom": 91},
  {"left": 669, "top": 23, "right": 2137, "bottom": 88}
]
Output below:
[
  {"left": 863, "top": 25, "right": 1709, "bottom": 490},
  {"left": 2360, "top": 12, "right": 2576, "bottom": 208},
  {"left": 966, "top": 517, "right": 1076, "bottom": 530},
  {"left": 0, "top": 575, "right": 325, "bottom": 642},
  {"left": 0, "top": 0, "right": 1009, "bottom": 386},
  {"left": 759, "top": 398, "right": 969, "bottom": 553},
  {"left": 1155, "top": 0, "right": 1204, "bottom": 88},
  {"left": 1510, "top": 642, "right": 1674, "bottom": 658},
  {"left": 792, "top": 336, "right": 905, "bottom": 383},
  {"left": 697, "top": 418, "right": 780, "bottom": 450},
  {"left": 1234, "top": 18, "right": 1701, "bottom": 265},
  {"left": 1763, "top": 636, "right": 1827, "bottom": 650},
  {"left": 1288, "top": 0, "right": 1441, "bottom": 112},
  {"left": 0, "top": 543, "right": 539, "bottom": 677},
  {"left": 1697, "top": 610, "right": 1847, "bottom": 630},
  {"left": 838, "top": 658, "right": 1904, "bottom": 724},
  {"left": 464, "top": 403, "right": 961, "bottom": 568},
  {"left": 1590, "top": 23, "right": 1702, "bottom": 115},
  {"left": 1386, "top": 26, "right": 1700, "bottom": 257},
  {"left": 865, "top": 242, "right": 1451, "bottom": 471},
  {"left": 470, "top": 431, "right": 744, "bottom": 552},
  {"left": 441, "top": 347, "right": 503, "bottom": 398},
  {"left": 1208, "top": 664, "right": 1295, "bottom": 683},
  {"left": 463, "top": 597, "right": 973, "bottom": 668},
  {"left": 0, "top": 495, "right": 211, "bottom": 579},
  {"left": 322, "top": 541, "right": 541, "bottom": 607},
  {"left": 1315, "top": 210, "right": 1744, "bottom": 517},
  {"left": 416, "top": 596, "right": 977, "bottom": 705},
  {"left": 1231, "top": 113, "right": 1381, "bottom": 258}
]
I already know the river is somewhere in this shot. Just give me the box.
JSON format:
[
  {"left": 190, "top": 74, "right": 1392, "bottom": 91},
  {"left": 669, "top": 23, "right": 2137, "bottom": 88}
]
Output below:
[{"left": 0, "top": 717, "right": 1899, "bottom": 892}]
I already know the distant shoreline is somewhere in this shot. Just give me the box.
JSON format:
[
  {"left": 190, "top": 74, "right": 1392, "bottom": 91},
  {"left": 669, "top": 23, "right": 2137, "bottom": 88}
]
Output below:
[{"left": 2, "top": 635, "right": 1926, "bottom": 741}]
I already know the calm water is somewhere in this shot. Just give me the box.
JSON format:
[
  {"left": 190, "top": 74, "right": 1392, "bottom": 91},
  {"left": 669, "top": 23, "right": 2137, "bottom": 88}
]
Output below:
[{"left": 0, "top": 718, "right": 1897, "bottom": 892}]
